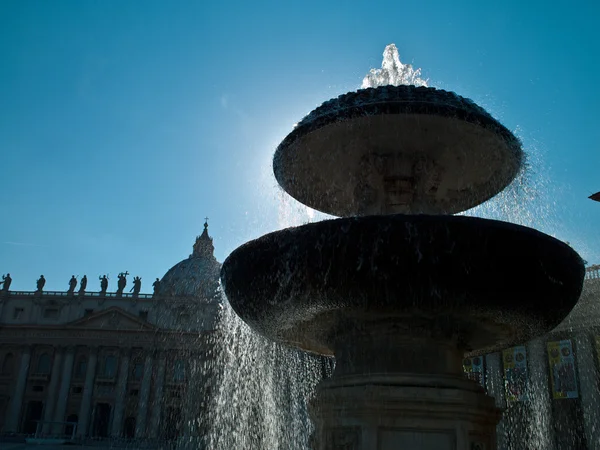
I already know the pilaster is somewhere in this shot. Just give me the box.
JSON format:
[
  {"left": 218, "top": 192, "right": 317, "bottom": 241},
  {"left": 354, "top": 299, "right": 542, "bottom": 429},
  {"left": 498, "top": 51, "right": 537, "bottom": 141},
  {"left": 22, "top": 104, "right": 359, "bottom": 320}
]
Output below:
[
  {"left": 76, "top": 346, "right": 98, "bottom": 437},
  {"left": 135, "top": 351, "right": 154, "bottom": 437},
  {"left": 52, "top": 346, "right": 75, "bottom": 434},
  {"left": 41, "top": 347, "right": 64, "bottom": 434},
  {"left": 3, "top": 345, "right": 32, "bottom": 432},
  {"left": 149, "top": 351, "right": 166, "bottom": 438},
  {"left": 111, "top": 348, "right": 131, "bottom": 437}
]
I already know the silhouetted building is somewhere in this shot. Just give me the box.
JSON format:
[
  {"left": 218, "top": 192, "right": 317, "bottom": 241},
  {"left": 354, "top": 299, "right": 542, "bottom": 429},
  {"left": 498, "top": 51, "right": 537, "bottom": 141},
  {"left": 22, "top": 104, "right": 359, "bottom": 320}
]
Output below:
[{"left": 0, "top": 222, "right": 221, "bottom": 441}]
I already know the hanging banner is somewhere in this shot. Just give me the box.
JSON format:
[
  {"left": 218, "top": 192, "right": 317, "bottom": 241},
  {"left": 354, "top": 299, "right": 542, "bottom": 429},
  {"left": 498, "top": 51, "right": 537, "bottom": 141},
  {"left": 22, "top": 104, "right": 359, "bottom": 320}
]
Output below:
[
  {"left": 547, "top": 340, "right": 579, "bottom": 399},
  {"left": 463, "top": 356, "right": 485, "bottom": 388},
  {"left": 503, "top": 346, "right": 528, "bottom": 402}
]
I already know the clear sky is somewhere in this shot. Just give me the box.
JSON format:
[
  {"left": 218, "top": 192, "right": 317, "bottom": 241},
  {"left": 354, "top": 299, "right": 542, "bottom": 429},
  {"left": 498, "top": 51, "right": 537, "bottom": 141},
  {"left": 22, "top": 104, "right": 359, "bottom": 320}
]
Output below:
[{"left": 1, "top": 0, "right": 599, "bottom": 292}]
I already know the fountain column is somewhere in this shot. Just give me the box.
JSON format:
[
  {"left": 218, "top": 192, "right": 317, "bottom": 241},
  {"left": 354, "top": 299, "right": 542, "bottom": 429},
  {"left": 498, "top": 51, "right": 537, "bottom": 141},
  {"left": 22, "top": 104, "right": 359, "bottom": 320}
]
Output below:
[
  {"left": 4, "top": 345, "right": 31, "bottom": 432},
  {"left": 310, "top": 330, "right": 500, "bottom": 449}
]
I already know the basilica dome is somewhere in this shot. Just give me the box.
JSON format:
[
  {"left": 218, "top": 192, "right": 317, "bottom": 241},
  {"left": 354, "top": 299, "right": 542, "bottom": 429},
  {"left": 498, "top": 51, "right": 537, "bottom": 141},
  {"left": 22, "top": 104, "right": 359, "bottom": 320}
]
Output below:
[{"left": 158, "top": 221, "right": 221, "bottom": 300}]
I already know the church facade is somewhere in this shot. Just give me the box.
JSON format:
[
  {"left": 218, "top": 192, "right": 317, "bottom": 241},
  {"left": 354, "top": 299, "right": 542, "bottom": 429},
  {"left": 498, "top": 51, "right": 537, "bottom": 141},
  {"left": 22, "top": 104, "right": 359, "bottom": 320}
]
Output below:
[{"left": 0, "top": 222, "right": 221, "bottom": 442}]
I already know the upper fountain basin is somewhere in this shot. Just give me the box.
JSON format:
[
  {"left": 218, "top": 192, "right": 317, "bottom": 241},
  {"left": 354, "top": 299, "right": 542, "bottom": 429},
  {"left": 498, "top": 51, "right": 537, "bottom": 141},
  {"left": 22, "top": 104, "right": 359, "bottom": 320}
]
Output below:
[
  {"left": 274, "top": 86, "right": 523, "bottom": 217},
  {"left": 221, "top": 215, "right": 584, "bottom": 356}
]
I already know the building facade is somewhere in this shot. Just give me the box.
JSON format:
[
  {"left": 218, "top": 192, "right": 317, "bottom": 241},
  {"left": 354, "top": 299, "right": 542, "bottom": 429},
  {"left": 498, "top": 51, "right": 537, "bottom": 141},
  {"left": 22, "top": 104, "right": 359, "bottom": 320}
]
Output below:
[{"left": 0, "top": 222, "right": 221, "bottom": 442}]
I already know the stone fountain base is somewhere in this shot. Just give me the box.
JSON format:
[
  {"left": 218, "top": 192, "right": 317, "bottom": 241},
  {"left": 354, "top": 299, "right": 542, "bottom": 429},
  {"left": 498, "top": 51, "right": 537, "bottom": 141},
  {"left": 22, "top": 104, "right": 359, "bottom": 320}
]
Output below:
[
  {"left": 310, "top": 378, "right": 499, "bottom": 450},
  {"left": 309, "top": 331, "right": 501, "bottom": 450}
]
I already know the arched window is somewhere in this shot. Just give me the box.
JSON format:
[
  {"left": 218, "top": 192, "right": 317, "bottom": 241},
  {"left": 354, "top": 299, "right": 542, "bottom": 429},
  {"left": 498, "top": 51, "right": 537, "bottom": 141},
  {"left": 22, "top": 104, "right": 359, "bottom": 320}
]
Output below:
[
  {"left": 74, "top": 357, "right": 87, "bottom": 379},
  {"left": 1, "top": 353, "right": 14, "bottom": 375},
  {"left": 103, "top": 355, "right": 117, "bottom": 378},
  {"left": 173, "top": 359, "right": 185, "bottom": 382},
  {"left": 37, "top": 353, "right": 51, "bottom": 374}
]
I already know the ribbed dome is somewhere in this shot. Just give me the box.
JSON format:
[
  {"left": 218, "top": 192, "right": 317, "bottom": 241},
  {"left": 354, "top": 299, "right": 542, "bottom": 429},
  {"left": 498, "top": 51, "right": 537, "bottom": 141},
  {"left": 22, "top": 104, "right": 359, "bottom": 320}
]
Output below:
[{"left": 159, "top": 221, "right": 222, "bottom": 300}]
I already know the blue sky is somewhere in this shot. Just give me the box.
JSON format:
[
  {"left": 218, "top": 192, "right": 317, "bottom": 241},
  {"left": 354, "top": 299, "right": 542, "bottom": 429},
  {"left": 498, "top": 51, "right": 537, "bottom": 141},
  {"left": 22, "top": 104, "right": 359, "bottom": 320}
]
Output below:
[{"left": 1, "top": 0, "right": 598, "bottom": 292}]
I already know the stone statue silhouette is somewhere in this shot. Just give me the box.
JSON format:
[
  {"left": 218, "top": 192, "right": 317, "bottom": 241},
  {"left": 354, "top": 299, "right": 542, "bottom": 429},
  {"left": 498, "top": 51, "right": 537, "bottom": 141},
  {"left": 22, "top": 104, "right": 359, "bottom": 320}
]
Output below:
[
  {"left": 116, "top": 271, "right": 129, "bottom": 295},
  {"left": 0, "top": 273, "right": 11, "bottom": 292},
  {"left": 130, "top": 276, "right": 142, "bottom": 296},
  {"left": 152, "top": 278, "right": 161, "bottom": 296},
  {"left": 36, "top": 275, "right": 46, "bottom": 292},
  {"left": 100, "top": 275, "right": 108, "bottom": 293},
  {"left": 79, "top": 275, "right": 87, "bottom": 293},
  {"left": 68, "top": 275, "right": 77, "bottom": 293}
]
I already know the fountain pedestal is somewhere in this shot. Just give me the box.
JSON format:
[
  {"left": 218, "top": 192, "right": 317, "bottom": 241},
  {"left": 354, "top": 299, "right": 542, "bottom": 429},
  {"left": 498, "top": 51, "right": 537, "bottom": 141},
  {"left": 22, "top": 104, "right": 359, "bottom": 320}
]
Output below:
[
  {"left": 309, "top": 325, "right": 501, "bottom": 450},
  {"left": 312, "top": 382, "right": 499, "bottom": 449}
]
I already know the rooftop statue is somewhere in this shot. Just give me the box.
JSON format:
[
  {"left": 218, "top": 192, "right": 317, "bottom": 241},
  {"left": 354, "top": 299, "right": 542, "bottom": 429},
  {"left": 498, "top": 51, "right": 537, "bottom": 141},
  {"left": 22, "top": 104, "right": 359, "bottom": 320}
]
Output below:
[
  {"left": 0, "top": 273, "right": 11, "bottom": 292},
  {"left": 131, "top": 276, "right": 142, "bottom": 296},
  {"left": 99, "top": 275, "right": 108, "bottom": 293},
  {"left": 68, "top": 275, "right": 77, "bottom": 293},
  {"left": 36, "top": 275, "right": 45, "bottom": 292},
  {"left": 116, "top": 271, "right": 129, "bottom": 295},
  {"left": 152, "top": 278, "right": 161, "bottom": 296},
  {"left": 79, "top": 275, "right": 87, "bottom": 294}
]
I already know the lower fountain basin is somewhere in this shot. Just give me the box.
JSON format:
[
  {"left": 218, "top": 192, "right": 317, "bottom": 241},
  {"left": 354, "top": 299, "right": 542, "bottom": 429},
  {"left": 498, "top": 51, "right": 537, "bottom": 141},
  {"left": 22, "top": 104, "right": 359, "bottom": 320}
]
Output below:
[{"left": 221, "top": 215, "right": 584, "bottom": 356}]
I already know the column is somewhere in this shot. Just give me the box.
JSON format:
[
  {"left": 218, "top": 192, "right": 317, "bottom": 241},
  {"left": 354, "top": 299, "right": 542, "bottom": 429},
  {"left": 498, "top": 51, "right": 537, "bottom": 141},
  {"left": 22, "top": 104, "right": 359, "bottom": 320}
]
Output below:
[
  {"left": 526, "top": 338, "right": 554, "bottom": 450},
  {"left": 149, "top": 352, "right": 166, "bottom": 438},
  {"left": 135, "top": 352, "right": 154, "bottom": 438},
  {"left": 574, "top": 333, "right": 600, "bottom": 450},
  {"left": 111, "top": 348, "right": 131, "bottom": 437},
  {"left": 486, "top": 352, "right": 507, "bottom": 450},
  {"left": 41, "top": 348, "right": 64, "bottom": 434},
  {"left": 4, "top": 345, "right": 32, "bottom": 432},
  {"left": 182, "top": 354, "right": 202, "bottom": 444},
  {"left": 76, "top": 347, "right": 98, "bottom": 437},
  {"left": 52, "top": 346, "right": 75, "bottom": 434}
]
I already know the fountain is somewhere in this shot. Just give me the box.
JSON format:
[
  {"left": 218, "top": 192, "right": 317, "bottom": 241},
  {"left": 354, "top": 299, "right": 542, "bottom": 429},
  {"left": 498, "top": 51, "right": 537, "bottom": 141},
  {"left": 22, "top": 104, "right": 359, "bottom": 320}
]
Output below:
[{"left": 220, "top": 45, "right": 585, "bottom": 449}]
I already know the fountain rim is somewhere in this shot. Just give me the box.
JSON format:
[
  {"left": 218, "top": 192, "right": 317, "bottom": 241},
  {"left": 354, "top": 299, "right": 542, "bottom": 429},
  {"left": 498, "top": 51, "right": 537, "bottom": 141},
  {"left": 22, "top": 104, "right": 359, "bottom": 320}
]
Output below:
[{"left": 220, "top": 214, "right": 585, "bottom": 356}]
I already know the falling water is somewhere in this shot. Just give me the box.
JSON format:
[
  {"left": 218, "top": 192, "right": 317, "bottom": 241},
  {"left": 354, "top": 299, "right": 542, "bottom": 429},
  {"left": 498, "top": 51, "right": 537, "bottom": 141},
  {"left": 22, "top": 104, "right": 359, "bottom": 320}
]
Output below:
[{"left": 198, "top": 293, "right": 324, "bottom": 449}]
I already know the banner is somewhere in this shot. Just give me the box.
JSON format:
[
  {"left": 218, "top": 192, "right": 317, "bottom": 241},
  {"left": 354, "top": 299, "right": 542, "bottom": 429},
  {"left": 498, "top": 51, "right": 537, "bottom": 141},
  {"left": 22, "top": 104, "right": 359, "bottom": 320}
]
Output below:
[
  {"left": 547, "top": 340, "right": 578, "bottom": 399},
  {"left": 503, "top": 346, "right": 528, "bottom": 402},
  {"left": 463, "top": 356, "right": 485, "bottom": 387}
]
